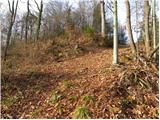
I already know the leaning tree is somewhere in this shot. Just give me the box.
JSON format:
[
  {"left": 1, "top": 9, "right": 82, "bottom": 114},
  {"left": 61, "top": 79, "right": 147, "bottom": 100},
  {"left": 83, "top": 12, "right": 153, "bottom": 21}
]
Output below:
[{"left": 4, "top": 0, "right": 18, "bottom": 60}]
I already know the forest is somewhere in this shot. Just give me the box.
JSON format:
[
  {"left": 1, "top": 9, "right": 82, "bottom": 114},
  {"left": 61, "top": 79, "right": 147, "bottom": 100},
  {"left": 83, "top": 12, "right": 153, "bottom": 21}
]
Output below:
[{"left": 1, "top": 0, "right": 159, "bottom": 119}]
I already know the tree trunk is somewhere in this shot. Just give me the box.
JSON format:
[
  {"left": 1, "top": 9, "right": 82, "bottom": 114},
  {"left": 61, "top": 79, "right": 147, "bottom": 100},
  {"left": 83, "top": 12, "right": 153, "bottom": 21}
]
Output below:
[
  {"left": 30, "top": 23, "right": 33, "bottom": 40},
  {"left": 135, "top": 0, "right": 139, "bottom": 56},
  {"left": 100, "top": 0, "right": 105, "bottom": 38},
  {"left": 113, "top": 0, "right": 118, "bottom": 64},
  {"left": 4, "top": 0, "right": 18, "bottom": 60},
  {"left": 4, "top": 22, "right": 13, "bottom": 60},
  {"left": 125, "top": 0, "right": 137, "bottom": 56},
  {"left": 35, "top": 0, "right": 43, "bottom": 41},
  {"left": 144, "top": 0, "right": 150, "bottom": 57},
  {"left": 25, "top": 0, "right": 29, "bottom": 43},
  {"left": 152, "top": 0, "right": 156, "bottom": 58},
  {"left": 20, "top": 21, "right": 24, "bottom": 40}
]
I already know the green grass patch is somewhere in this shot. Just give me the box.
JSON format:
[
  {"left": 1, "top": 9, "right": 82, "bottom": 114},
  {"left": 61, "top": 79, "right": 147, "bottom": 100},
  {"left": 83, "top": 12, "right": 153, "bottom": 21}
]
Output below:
[
  {"left": 72, "top": 106, "right": 91, "bottom": 119},
  {"left": 63, "top": 80, "right": 75, "bottom": 89},
  {"left": 69, "top": 96, "right": 77, "bottom": 102},
  {"left": 32, "top": 107, "right": 43, "bottom": 117},
  {"left": 81, "top": 95, "right": 96, "bottom": 105},
  {"left": 1, "top": 96, "right": 18, "bottom": 106}
]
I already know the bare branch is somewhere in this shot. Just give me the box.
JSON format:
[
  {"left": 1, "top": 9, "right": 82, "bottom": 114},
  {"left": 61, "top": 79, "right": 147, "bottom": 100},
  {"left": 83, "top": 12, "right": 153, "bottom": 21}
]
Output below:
[
  {"left": 35, "top": 0, "right": 40, "bottom": 10},
  {"left": 12, "top": 0, "right": 15, "bottom": 14},
  {"left": 8, "top": 0, "right": 12, "bottom": 13},
  {"left": 106, "top": 0, "right": 113, "bottom": 13},
  {"left": 106, "top": 4, "right": 113, "bottom": 13},
  {"left": 13, "top": 0, "right": 18, "bottom": 22}
]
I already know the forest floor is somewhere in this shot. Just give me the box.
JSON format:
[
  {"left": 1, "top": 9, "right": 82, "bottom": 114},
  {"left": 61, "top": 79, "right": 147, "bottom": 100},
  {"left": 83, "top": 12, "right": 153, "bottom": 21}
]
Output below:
[{"left": 1, "top": 38, "right": 159, "bottom": 119}]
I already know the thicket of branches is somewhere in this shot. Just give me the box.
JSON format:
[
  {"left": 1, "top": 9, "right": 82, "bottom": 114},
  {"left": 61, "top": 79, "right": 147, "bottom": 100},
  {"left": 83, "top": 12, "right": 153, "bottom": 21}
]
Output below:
[{"left": 1, "top": 0, "right": 127, "bottom": 45}]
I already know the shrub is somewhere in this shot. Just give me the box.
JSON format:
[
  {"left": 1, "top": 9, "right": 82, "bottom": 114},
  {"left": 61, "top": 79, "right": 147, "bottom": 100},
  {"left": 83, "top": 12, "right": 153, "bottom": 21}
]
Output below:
[{"left": 82, "top": 25, "right": 95, "bottom": 38}]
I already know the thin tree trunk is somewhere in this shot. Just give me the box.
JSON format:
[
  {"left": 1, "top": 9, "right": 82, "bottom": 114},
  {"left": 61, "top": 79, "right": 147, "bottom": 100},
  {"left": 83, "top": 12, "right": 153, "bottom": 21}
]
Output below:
[
  {"left": 20, "top": 21, "right": 24, "bottom": 40},
  {"left": 125, "top": 0, "right": 137, "bottom": 56},
  {"left": 152, "top": 0, "right": 156, "bottom": 58},
  {"left": 113, "top": 0, "right": 118, "bottom": 64},
  {"left": 35, "top": 0, "right": 43, "bottom": 41},
  {"left": 25, "top": 0, "right": 30, "bottom": 43},
  {"left": 30, "top": 23, "right": 33, "bottom": 40},
  {"left": 100, "top": 0, "right": 105, "bottom": 38},
  {"left": 4, "top": 0, "right": 18, "bottom": 60},
  {"left": 4, "top": 23, "right": 12, "bottom": 59},
  {"left": 144, "top": 0, "right": 150, "bottom": 57},
  {"left": 135, "top": 0, "right": 139, "bottom": 56}
]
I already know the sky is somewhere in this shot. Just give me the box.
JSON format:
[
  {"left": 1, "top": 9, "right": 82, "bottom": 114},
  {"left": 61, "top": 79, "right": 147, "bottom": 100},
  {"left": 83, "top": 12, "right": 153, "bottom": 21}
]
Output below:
[{"left": 0, "top": 0, "right": 159, "bottom": 42}]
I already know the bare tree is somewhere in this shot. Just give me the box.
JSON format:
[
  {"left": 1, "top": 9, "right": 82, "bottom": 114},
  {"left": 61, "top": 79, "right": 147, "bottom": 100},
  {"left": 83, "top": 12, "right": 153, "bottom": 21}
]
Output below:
[
  {"left": 93, "top": 1, "right": 101, "bottom": 33},
  {"left": 144, "top": 0, "right": 150, "bottom": 57},
  {"left": 100, "top": 0, "right": 105, "bottom": 38},
  {"left": 35, "top": 0, "right": 43, "bottom": 41},
  {"left": 125, "top": 0, "right": 137, "bottom": 56},
  {"left": 113, "top": 0, "right": 118, "bottom": 64},
  {"left": 25, "top": 0, "right": 30, "bottom": 43},
  {"left": 29, "top": 14, "right": 37, "bottom": 40},
  {"left": 44, "top": 0, "right": 65, "bottom": 37},
  {"left": 4, "top": 0, "right": 18, "bottom": 60},
  {"left": 20, "top": 19, "right": 25, "bottom": 40}
]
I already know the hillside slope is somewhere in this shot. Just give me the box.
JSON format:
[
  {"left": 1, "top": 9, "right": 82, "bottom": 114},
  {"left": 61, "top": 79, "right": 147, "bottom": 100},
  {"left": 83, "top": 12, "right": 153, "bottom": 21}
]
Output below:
[{"left": 1, "top": 40, "right": 159, "bottom": 119}]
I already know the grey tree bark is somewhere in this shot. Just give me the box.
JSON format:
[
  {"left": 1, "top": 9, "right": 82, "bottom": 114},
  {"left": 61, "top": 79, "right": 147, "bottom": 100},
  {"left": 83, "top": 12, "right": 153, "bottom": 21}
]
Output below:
[
  {"left": 4, "top": 0, "right": 18, "bottom": 60},
  {"left": 144, "top": 0, "right": 150, "bottom": 57},
  {"left": 100, "top": 0, "right": 105, "bottom": 38},
  {"left": 113, "top": 0, "right": 118, "bottom": 64},
  {"left": 20, "top": 21, "right": 24, "bottom": 40},
  {"left": 125, "top": 0, "right": 137, "bottom": 56},
  {"left": 35, "top": 0, "right": 43, "bottom": 41},
  {"left": 25, "top": 0, "right": 30, "bottom": 43}
]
